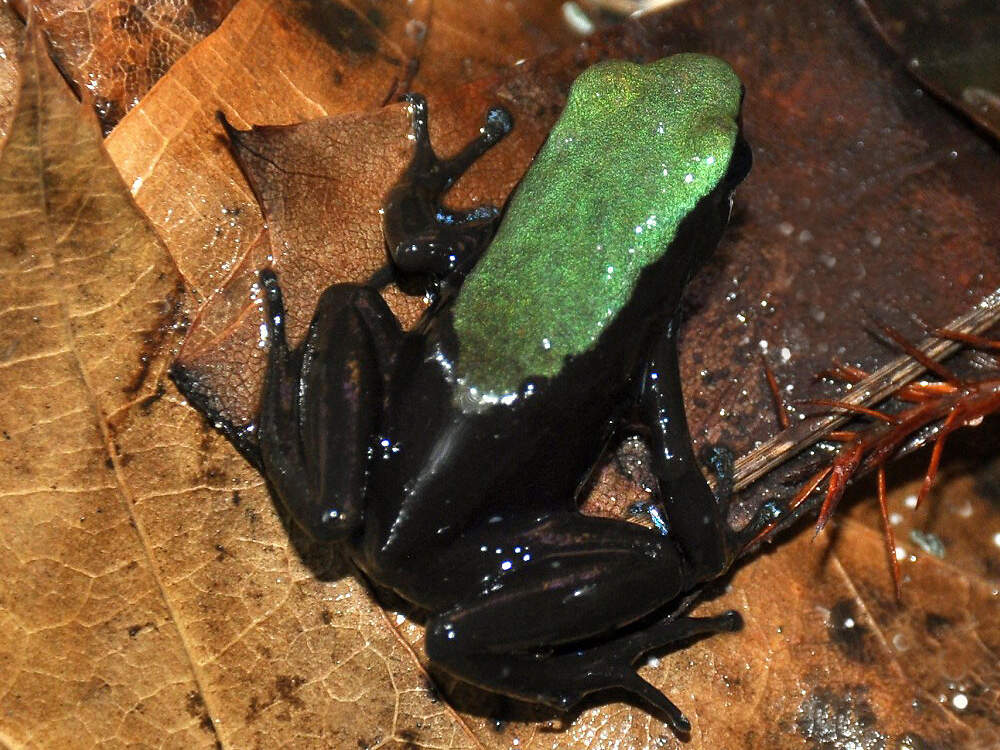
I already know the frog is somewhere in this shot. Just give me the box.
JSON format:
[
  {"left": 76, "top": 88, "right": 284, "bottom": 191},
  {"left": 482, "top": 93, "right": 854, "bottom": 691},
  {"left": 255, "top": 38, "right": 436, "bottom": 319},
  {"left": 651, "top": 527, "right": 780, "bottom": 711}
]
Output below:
[{"left": 190, "top": 54, "right": 774, "bottom": 731}]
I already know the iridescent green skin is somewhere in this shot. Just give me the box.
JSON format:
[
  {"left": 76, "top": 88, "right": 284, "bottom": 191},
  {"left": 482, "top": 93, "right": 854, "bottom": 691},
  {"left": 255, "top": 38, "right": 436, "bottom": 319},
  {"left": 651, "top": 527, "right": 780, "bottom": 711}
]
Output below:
[
  {"left": 204, "top": 55, "right": 767, "bottom": 731},
  {"left": 454, "top": 55, "right": 743, "bottom": 399}
]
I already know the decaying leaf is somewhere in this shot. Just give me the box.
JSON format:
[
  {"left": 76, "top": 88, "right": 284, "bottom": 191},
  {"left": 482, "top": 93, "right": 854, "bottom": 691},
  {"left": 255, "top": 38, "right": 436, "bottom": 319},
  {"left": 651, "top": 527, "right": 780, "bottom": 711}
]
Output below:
[
  {"left": 0, "top": 0, "right": 22, "bottom": 138},
  {"left": 0, "top": 24, "right": 208, "bottom": 746},
  {"left": 858, "top": 0, "right": 1000, "bottom": 142},
  {"left": 13, "top": 0, "right": 238, "bottom": 131}
]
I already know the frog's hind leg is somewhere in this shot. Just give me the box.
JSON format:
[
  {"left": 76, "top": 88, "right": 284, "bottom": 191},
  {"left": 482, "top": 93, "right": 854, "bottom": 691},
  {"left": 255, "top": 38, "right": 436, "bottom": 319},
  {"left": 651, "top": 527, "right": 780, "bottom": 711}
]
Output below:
[
  {"left": 422, "top": 513, "right": 740, "bottom": 731},
  {"left": 382, "top": 94, "right": 513, "bottom": 289},
  {"left": 257, "top": 269, "right": 401, "bottom": 541}
]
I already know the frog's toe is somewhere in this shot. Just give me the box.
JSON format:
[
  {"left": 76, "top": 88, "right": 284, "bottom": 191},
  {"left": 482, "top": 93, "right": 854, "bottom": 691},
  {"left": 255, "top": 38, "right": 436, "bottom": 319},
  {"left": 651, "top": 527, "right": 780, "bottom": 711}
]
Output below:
[
  {"left": 619, "top": 673, "right": 691, "bottom": 733},
  {"left": 719, "top": 609, "right": 743, "bottom": 631},
  {"left": 700, "top": 442, "right": 735, "bottom": 502},
  {"left": 483, "top": 106, "right": 513, "bottom": 143},
  {"left": 539, "top": 672, "right": 691, "bottom": 733},
  {"left": 733, "top": 499, "right": 785, "bottom": 550}
]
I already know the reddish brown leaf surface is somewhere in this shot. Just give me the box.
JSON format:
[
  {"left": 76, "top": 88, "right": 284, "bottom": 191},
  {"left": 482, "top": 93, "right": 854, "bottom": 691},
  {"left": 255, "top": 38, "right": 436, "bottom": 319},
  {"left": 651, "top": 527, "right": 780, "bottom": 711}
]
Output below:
[
  {"left": 858, "top": 0, "right": 1000, "bottom": 142},
  {"left": 2, "top": 1, "right": 998, "bottom": 749}
]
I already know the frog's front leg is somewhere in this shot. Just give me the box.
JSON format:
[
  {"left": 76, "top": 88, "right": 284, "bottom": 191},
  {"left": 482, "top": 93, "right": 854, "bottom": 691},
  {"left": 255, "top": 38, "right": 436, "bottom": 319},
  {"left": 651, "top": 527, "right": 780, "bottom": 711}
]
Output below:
[
  {"left": 639, "top": 325, "right": 780, "bottom": 577},
  {"left": 382, "top": 94, "right": 513, "bottom": 289},
  {"left": 257, "top": 269, "right": 401, "bottom": 541},
  {"left": 421, "top": 513, "right": 738, "bottom": 732}
]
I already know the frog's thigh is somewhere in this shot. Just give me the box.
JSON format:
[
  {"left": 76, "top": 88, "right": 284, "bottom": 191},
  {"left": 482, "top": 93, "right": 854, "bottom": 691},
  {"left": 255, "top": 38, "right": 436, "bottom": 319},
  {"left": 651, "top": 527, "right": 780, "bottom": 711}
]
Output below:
[
  {"left": 426, "top": 513, "right": 687, "bottom": 652},
  {"left": 260, "top": 281, "right": 401, "bottom": 541},
  {"left": 424, "top": 513, "right": 731, "bottom": 723}
]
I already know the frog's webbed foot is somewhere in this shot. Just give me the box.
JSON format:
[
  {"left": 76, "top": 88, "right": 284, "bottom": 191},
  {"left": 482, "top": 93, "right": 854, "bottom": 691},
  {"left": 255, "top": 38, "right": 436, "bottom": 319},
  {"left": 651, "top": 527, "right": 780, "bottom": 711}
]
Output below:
[
  {"left": 577, "top": 610, "right": 741, "bottom": 730},
  {"left": 257, "top": 269, "right": 401, "bottom": 541},
  {"left": 382, "top": 93, "right": 513, "bottom": 293}
]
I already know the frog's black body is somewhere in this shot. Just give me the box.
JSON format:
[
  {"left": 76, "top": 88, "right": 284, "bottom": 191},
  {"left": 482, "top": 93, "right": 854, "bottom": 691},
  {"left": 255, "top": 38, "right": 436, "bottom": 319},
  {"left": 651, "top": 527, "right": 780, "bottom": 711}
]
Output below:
[{"left": 211, "top": 92, "right": 766, "bottom": 731}]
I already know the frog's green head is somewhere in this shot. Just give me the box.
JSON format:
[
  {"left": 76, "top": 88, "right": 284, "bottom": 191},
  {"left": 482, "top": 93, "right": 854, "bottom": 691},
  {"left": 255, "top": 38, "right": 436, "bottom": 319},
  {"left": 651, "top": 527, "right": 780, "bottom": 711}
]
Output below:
[
  {"left": 562, "top": 53, "right": 751, "bottom": 231},
  {"left": 452, "top": 54, "right": 751, "bottom": 402}
]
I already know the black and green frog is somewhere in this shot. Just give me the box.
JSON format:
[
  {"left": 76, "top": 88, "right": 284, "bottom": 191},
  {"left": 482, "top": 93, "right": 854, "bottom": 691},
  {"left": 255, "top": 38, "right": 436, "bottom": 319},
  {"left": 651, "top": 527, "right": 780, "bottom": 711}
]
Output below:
[{"left": 178, "top": 53, "right": 776, "bottom": 731}]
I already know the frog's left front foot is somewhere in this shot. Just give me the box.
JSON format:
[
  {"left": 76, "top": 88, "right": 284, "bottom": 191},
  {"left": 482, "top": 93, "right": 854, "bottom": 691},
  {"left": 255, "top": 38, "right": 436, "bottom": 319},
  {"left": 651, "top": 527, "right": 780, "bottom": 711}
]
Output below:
[
  {"left": 701, "top": 443, "right": 735, "bottom": 502},
  {"left": 382, "top": 94, "right": 513, "bottom": 290},
  {"left": 700, "top": 443, "right": 785, "bottom": 555}
]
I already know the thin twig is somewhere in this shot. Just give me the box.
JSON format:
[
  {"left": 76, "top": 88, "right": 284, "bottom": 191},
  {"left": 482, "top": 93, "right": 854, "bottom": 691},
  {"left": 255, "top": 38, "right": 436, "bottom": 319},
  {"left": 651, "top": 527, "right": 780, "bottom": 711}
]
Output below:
[{"left": 731, "top": 286, "right": 1000, "bottom": 493}]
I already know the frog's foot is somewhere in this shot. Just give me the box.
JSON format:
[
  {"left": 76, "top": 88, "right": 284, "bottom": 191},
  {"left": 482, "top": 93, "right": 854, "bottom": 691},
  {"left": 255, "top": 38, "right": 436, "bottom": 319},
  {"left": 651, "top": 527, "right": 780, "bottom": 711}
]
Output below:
[
  {"left": 383, "top": 94, "right": 513, "bottom": 289},
  {"left": 699, "top": 441, "right": 747, "bottom": 560},
  {"left": 546, "top": 610, "right": 741, "bottom": 731},
  {"left": 731, "top": 500, "right": 787, "bottom": 552},
  {"left": 428, "top": 610, "right": 741, "bottom": 732},
  {"left": 402, "top": 93, "right": 513, "bottom": 192},
  {"left": 696, "top": 443, "right": 785, "bottom": 559}
]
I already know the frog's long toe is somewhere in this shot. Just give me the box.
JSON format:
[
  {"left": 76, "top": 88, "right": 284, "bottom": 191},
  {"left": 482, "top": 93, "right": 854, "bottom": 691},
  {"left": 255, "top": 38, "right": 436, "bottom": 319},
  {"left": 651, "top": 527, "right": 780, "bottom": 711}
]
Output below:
[
  {"left": 571, "top": 610, "right": 740, "bottom": 729},
  {"left": 619, "top": 673, "right": 691, "bottom": 733}
]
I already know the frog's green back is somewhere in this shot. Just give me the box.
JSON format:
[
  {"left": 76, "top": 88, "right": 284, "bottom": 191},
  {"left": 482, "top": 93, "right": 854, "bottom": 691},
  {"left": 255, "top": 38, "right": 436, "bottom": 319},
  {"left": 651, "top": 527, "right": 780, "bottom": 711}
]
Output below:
[{"left": 451, "top": 54, "right": 743, "bottom": 400}]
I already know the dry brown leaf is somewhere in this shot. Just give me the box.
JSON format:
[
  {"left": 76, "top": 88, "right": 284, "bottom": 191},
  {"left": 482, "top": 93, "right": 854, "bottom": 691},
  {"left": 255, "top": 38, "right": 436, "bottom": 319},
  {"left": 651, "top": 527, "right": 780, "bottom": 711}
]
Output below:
[
  {"left": 171, "top": 105, "right": 413, "bottom": 427},
  {"left": 0, "top": 0, "right": 22, "bottom": 138},
  {"left": 0, "top": 25, "right": 477, "bottom": 750},
  {"left": 0, "top": 24, "right": 208, "bottom": 746},
  {"left": 20, "top": 0, "right": 237, "bottom": 131},
  {"left": 405, "top": 0, "right": 578, "bottom": 96}
]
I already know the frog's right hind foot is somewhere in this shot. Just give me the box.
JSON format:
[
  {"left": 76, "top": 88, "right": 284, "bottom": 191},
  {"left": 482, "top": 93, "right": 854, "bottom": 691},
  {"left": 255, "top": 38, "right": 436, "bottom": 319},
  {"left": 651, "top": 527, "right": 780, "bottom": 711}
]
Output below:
[
  {"left": 429, "top": 607, "right": 741, "bottom": 733},
  {"left": 557, "top": 610, "right": 743, "bottom": 732}
]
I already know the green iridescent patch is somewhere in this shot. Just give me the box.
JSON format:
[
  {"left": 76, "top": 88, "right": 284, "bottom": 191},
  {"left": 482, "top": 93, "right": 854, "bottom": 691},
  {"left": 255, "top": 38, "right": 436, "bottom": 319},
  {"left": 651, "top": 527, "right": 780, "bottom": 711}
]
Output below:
[{"left": 451, "top": 54, "right": 742, "bottom": 401}]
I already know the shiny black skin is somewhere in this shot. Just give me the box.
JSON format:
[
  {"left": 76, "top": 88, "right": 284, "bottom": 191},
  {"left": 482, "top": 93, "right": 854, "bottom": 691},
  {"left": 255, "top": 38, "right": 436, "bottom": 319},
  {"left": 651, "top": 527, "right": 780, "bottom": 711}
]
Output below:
[{"left": 204, "top": 94, "right": 768, "bottom": 731}]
